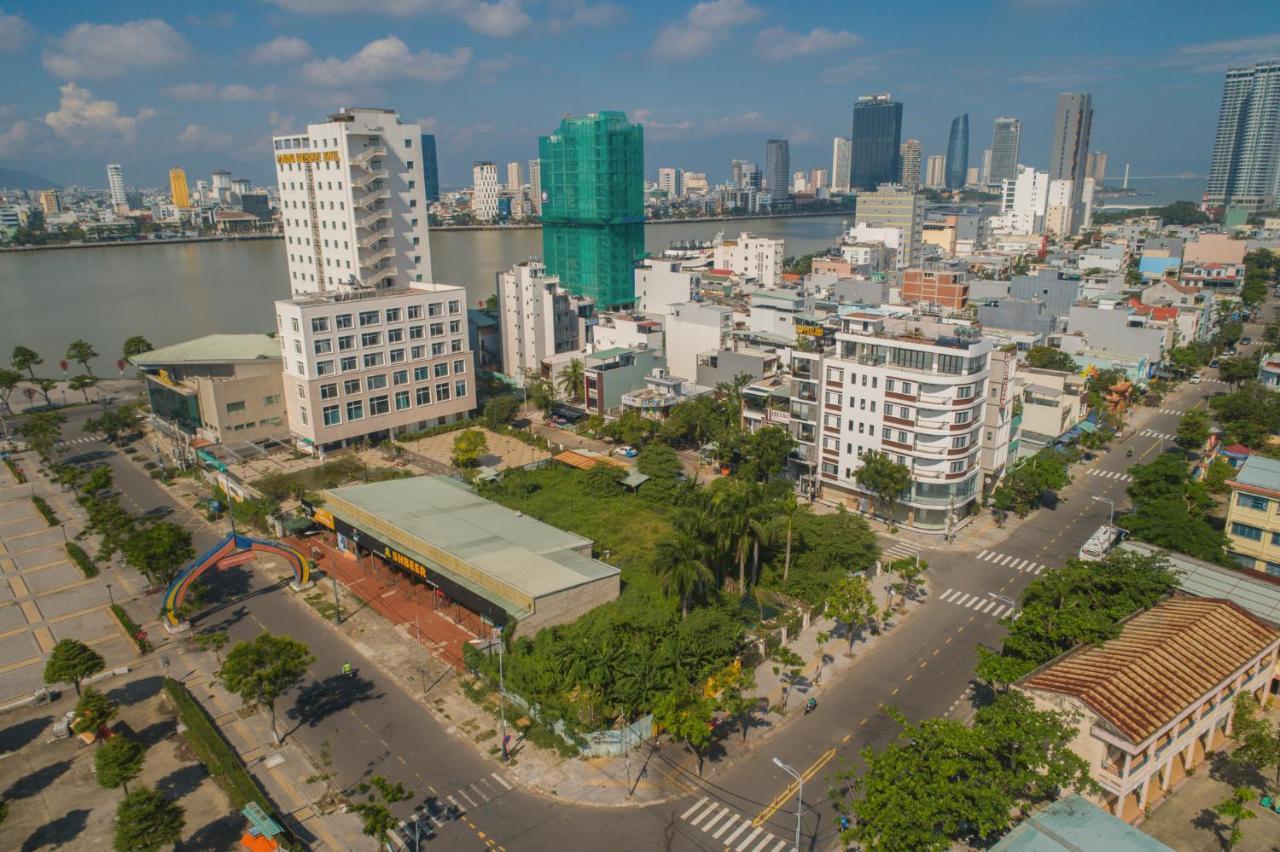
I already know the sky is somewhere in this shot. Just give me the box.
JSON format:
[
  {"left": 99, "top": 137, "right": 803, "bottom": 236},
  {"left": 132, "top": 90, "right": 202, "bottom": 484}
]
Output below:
[{"left": 1, "top": 0, "right": 1278, "bottom": 189}]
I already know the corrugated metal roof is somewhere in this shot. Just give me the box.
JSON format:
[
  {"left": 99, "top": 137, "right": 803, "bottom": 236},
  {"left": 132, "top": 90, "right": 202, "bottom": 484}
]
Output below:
[
  {"left": 130, "top": 334, "right": 281, "bottom": 366},
  {"left": 1019, "top": 596, "right": 1279, "bottom": 744},
  {"left": 1119, "top": 541, "right": 1280, "bottom": 626},
  {"left": 992, "top": 795, "right": 1172, "bottom": 851},
  {"left": 1232, "top": 454, "right": 1280, "bottom": 492}
]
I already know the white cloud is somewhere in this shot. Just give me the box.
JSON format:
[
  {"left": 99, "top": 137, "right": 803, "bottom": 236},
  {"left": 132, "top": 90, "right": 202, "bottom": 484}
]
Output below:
[
  {"left": 262, "top": 0, "right": 530, "bottom": 37},
  {"left": 0, "top": 120, "right": 30, "bottom": 156},
  {"left": 547, "top": 0, "right": 625, "bottom": 32},
  {"left": 301, "top": 37, "right": 470, "bottom": 86},
  {"left": 1170, "top": 32, "right": 1280, "bottom": 72},
  {"left": 754, "top": 27, "right": 860, "bottom": 63},
  {"left": 43, "top": 82, "right": 155, "bottom": 145},
  {"left": 0, "top": 9, "right": 32, "bottom": 51},
  {"left": 247, "top": 35, "right": 311, "bottom": 65},
  {"left": 167, "top": 82, "right": 277, "bottom": 101},
  {"left": 178, "top": 123, "right": 234, "bottom": 151},
  {"left": 632, "top": 107, "right": 805, "bottom": 142},
  {"left": 819, "top": 50, "right": 899, "bottom": 84},
  {"left": 43, "top": 19, "right": 188, "bottom": 79},
  {"left": 651, "top": 0, "right": 761, "bottom": 61},
  {"left": 476, "top": 53, "right": 518, "bottom": 83}
]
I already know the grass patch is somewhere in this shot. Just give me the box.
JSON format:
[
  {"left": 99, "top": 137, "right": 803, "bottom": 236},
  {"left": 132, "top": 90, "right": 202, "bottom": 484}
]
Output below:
[
  {"left": 3, "top": 457, "right": 25, "bottom": 483},
  {"left": 31, "top": 495, "right": 59, "bottom": 526},
  {"left": 303, "top": 591, "right": 339, "bottom": 621},
  {"left": 111, "top": 604, "right": 153, "bottom": 654},
  {"left": 65, "top": 542, "right": 98, "bottom": 578},
  {"left": 251, "top": 455, "right": 410, "bottom": 497}
]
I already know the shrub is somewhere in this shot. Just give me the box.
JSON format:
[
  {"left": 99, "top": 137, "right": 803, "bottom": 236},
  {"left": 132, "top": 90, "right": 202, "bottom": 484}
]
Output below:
[
  {"left": 4, "top": 457, "right": 25, "bottom": 483},
  {"left": 32, "top": 495, "right": 59, "bottom": 526},
  {"left": 66, "top": 542, "right": 98, "bottom": 578},
  {"left": 111, "top": 604, "right": 152, "bottom": 654}
]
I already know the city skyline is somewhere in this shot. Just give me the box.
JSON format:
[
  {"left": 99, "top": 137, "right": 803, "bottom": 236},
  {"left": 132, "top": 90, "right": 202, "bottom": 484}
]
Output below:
[{"left": 0, "top": 2, "right": 1278, "bottom": 188}]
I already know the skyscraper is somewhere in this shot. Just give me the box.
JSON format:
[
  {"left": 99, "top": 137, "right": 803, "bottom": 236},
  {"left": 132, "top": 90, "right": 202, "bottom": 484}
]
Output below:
[
  {"left": 211, "top": 169, "right": 232, "bottom": 203},
  {"left": 925, "top": 155, "right": 946, "bottom": 189},
  {"left": 528, "top": 158, "right": 542, "bottom": 216},
  {"left": 899, "top": 139, "right": 921, "bottom": 189},
  {"left": 168, "top": 167, "right": 190, "bottom": 208},
  {"left": 506, "top": 161, "right": 522, "bottom": 192},
  {"left": 831, "top": 138, "right": 852, "bottom": 193},
  {"left": 472, "top": 161, "right": 499, "bottom": 221},
  {"left": 421, "top": 134, "right": 440, "bottom": 201},
  {"left": 980, "top": 150, "right": 993, "bottom": 186},
  {"left": 539, "top": 111, "right": 644, "bottom": 307},
  {"left": 730, "top": 159, "right": 748, "bottom": 188},
  {"left": 850, "top": 93, "right": 903, "bottom": 190},
  {"left": 1205, "top": 60, "right": 1280, "bottom": 211},
  {"left": 106, "top": 164, "right": 126, "bottom": 209},
  {"left": 658, "top": 167, "right": 681, "bottom": 197},
  {"left": 765, "top": 139, "right": 791, "bottom": 198},
  {"left": 1048, "top": 92, "right": 1093, "bottom": 232},
  {"left": 1086, "top": 151, "right": 1108, "bottom": 182},
  {"left": 944, "top": 114, "right": 969, "bottom": 191},
  {"left": 989, "top": 117, "right": 1021, "bottom": 187},
  {"left": 37, "top": 190, "right": 60, "bottom": 216}
]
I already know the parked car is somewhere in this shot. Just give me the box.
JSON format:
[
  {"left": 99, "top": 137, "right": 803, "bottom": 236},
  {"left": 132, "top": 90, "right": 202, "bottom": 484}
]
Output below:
[
  {"left": 1240, "top": 336, "right": 1253, "bottom": 346},
  {"left": 1190, "top": 373, "right": 1203, "bottom": 384},
  {"left": 1210, "top": 359, "right": 1220, "bottom": 368}
]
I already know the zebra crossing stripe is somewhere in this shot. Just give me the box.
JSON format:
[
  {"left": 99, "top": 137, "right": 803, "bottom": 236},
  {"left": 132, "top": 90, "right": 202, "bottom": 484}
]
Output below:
[
  {"left": 725, "top": 819, "right": 751, "bottom": 844},
  {"left": 736, "top": 827, "right": 764, "bottom": 851},
  {"left": 471, "top": 783, "right": 490, "bottom": 802},
  {"left": 999, "top": 555, "right": 1015, "bottom": 566},
  {"left": 954, "top": 593, "right": 971, "bottom": 606},
  {"left": 768, "top": 840, "right": 789, "bottom": 852},
  {"left": 966, "top": 597, "right": 981, "bottom": 609},
  {"left": 446, "top": 795, "right": 462, "bottom": 811},
  {"left": 939, "top": 589, "right": 955, "bottom": 602},
  {"left": 977, "top": 549, "right": 990, "bottom": 560},
  {"left": 713, "top": 813, "right": 741, "bottom": 839},
  {"left": 980, "top": 600, "right": 996, "bottom": 613},
  {"left": 492, "top": 773, "right": 512, "bottom": 790},
  {"left": 682, "top": 797, "right": 708, "bottom": 820},
  {"left": 456, "top": 789, "right": 477, "bottom": 808},
  {"left": 702, "top": 807, "right": 730, "bottom": 832},
  {"left": 690, "top": 801, "right": 718, "bottom": 826}
]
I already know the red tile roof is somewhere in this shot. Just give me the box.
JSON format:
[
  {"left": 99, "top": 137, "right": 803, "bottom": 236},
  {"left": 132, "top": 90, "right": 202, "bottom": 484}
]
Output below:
[{"left": 1019, "top": 596, "right": 1279, "bottom": 744}]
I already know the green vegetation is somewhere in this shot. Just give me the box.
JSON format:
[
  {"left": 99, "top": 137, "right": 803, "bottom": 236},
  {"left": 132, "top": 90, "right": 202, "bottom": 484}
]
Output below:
[
  {"left": 482, "top": 394, "right": 521, "bottom": 430},
  {"left": 1232, "top": 691, "right": 1280, "bottom": 804},
  {"left": 991, "top": 448, "right": 1072, "bottom": 518},
  {"left": 43, "top": 637, "right": 105, "bottom": 696},
  {"left": 4, "top": 456, "right": 26, "bottom": 483},
  {"left": 1092, "top": 200, "right": 1210, "bottom": 226},
  {"left": 250, "top": 454, "right": 407, "bottom": 496},
  {"left": 86, "top": 405, "right": 141, "bottom": 444},
  {"left": 72, "top": 687, "right": 119, "bottom": 735},
  {"left": 65, "top": 340, "right": 98, "bottom": 375},
  {"left": 121, "top": 336, "right": 153, "bottom": 360},
  {"left": 218, "top": 633, "right": 314, "bottom": 745},
  {"left": 832, "top": 691, "right": 1093, "bottom": 852},
  {"left": 1213, "top": 787, "right": 1257, "bottom": 850},
  {"left": 853, "top": 451, "right": 912, "bottom": 525},
  {"left": 825, "top": 575, "right": 878, "bottom": 653},
  {"left": 353, "top": 775, "right": 414, "bottom": 844},
  {"left": 122, "top": 522, "right": 195, "bottom": 587},
  {"left": 95, "top": 735, "right": 146, "bottom": 794},
  {"left": 1175, "top": 409, "right": 1212, "bottom": 454},
  {"left": 451, "top": 428, "right": 489, "bottom": 468},
  {"left": 18, "top": 410, "right": 64, "bottom": 459},
  {"left": 1210, "top": 383, "right": 1280, "bottom": 449},
  {"left": 1119, "top": 453, "right": 1228, "bottom": 562},
  {"left": 111, "top": 604, "right": 152, "bottom": 654},
  {"left": 112, "top": 786, "right": 184, "bottom": 852},
  {"left": 1023, "top": 346, "right": 1079, "bottom": 373},
  {"left": 65, "top": 541, "right": 98, "bottom": 578},
  {"left": 31, "top": 495, "right": 59, "bottom": 526},
  {"left": 975, "top": 551, "right": 1178, "bottom": 686}
]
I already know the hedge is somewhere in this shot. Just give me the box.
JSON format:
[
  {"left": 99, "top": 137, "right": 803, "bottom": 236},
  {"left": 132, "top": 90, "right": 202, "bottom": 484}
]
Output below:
[
  {"left": 163, "top": 677, "right": 295, "bottom": 846},
  {"left": 110, "top": 604, "right": 152, "bottom": 654},
  {"left": 65, "top": 542, "right": 98, "bottom": 578},
  {"left": 31, "top": 495, "right": 59, "bottom": 526},
  {"left": 3, "top": 457, "right": 24, "bottom": 483}
]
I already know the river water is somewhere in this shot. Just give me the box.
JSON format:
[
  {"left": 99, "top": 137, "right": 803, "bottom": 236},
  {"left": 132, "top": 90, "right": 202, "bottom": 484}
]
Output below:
[{"left": 0, "top": 214, "right": 852, "bottom": 367}]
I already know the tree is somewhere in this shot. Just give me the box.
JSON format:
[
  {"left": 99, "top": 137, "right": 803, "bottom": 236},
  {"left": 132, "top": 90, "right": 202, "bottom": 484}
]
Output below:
[
  {"left": 72, "top": 687, "right": 119, "bottom": 736},
  {"left": 33, "top": 377, "right": 57, "bottom": 408},
  {"left": 1024, "top": 346, "right": 1079, "bottom": 373},
  {"left": 192, "top": 629, "right": 230, "bottom": 667},
  {"left": 777, "top": 490, "right": 799, "bottom": 582},
  {"left": 353, "top": 775, "right": 413, "bottom": 845},
  {"left": 122, "top": 522, "right": 195, "bottom": 588},
  {"left": 44, "top": 638, "right": 105, "bottom": 696},
  {"left": 1204, "top": 456, "right": 1236, "bottom": 494},
  {"left": 1232, "top": 692, "right": 1280, "bottom": 802},
  {"left": 992, "top": 448, "right": 1071, "bottom": 518},
  {"left": 0, "top": 367, "right": 20, "bottom": 416},
  {"left": 886, "top": 556, "right": 926, "bottom": 611},
  {"left": 1211, "top": 384, "right": 1280, "bottom": 448},
  {"left": 718, "top": 665, "right": 759, "bottom": 743},
  {"left": 86, "top": 405, "right": 141, "bottom": 444},
  {"left": 854, "top": 451, "right": 912, "bottom": 524},
  {"left": 66, "top": 340, "right": 99, "bottom": 376},
  {"left": 218, "top": 633, "right": 314, "bottom": 744},
  {"left": 113, "top": 786, "right": 184, "bottom": 852},
  {"left": 121, "top": 336, "right": 153, "bottom": 359},
  {"left": 69, "top": 374, "right": 99, "bottom": 403},
  {"left": 482, "top": 395, "right": 520, "bottom": 430},
  {"left": 709, "top": 477, "right": 756, "bottom": 593},
  {"left": 1219, "top": 356, "right": 1258, "bottom": 389},
  {"left": 18, "top": 410, "right": 65, "bottom": 460},
  {"left": 1213, "top": 787, "right": 1257, "bottom": 850},
  {"left": 450, "top": 428, "right": 489, "bottom": 468},
  {"left": 522, "top": 370, "right": 556, "bottom": 416},
  {"left": 655, "top": 521, "right": 714, "bottom": 618},
  {"left": 96, "top": 735, "right": 146, "bottom": 794},
  {"left": 11, "top": 345, "right": 42, "bottom": 380},
  {"left": 1174, "top": 409, "right": 1211, "bottom": 454},
  {"left": 556, "top": 358, "right": 585, "bottom": 402},
  {"left": 738, "top": 426, "right": 794, "bottom": 482},
  {"left": 653, "top": 683, "right": 717, "bottom": 775},
  {"left": 636, "top": 444, "right": 683, "bottom": 480},
  {"left": 1119, "top": 453, "right": 1227, "bottom": 562},
  {"left": 826, "top": 575, "right": 878, "bottom": 653}
]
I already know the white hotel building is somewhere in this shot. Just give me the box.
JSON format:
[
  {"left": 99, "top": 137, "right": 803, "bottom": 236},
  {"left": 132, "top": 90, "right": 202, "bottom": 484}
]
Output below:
[
  {"left": 745, "top": 312, "right": 991, "bottom": 532},
  {"left": 272, "top": 107, "right": 474, "bottom": 451}
]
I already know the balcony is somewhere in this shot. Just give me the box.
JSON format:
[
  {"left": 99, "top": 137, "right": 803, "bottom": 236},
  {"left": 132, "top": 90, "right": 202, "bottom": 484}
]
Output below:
[
  {"left": 360, "top": 246, "right": 396, "bottom": 268},
  {"left": 354, "top": 188, "right": 391, "bottom": 209},
  {"left": 357, "top": 228, "right": 393, "bottom": 249},
  {"left": 884, "top": 414, "right": 914, "bottom": 428},
  {"left": 357, "top": 207, "right": 392, "bottom": 229},
  {"left": 352, "top": 168, "right": 388, "bottom": 189},
  {"left": 350, "top": 146, "right": 387, "bottom": 168}
]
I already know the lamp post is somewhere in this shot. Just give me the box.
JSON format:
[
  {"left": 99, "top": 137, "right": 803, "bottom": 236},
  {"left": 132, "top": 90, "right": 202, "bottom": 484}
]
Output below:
[
  {"left": 1091, "top": 495, "right": 1115, "bottom": 526},
  {"left": 497, "top": 636, "right": 508, "bottom": 761},
  {"left": 772, "top": 757, "right": 802, "bottom": 852},
  {"left": 106, "top": 583, "right": 114, "bottom": 607}
]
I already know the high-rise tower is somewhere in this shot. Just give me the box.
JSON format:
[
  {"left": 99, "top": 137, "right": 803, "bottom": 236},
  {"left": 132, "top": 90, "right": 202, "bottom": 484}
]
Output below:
[
  {"left": 850, "top": 93, "right": 902, "bottom": 190},
  {"left": 899, "top": 139, "right": 921, "bottom": 190},
  {"left": 945, "top": 114, "right": 969, "bottom": 191},
  {"left": 1047, "top": 93, "right": 1093, "bottom": 232},
  {"left": 765, "top": 139, "right": 791, "bottom": 198},
  {"left": 989, "top": 117, "right": 1021, "bottom": 187},
  {"left": 106, "top": 164, "right": 126, "bottom": 210},
  {"left": 539, "top": 111, "right": 645, "bottom": 307},
  {"left": 831, "top": 138, "right": 852, "bottom": 193},
  {"left": 1204, "top": 60, "right": 1280, "bottom": 212},
  {"left": 168, "top": 167, "right": 190, "bottom": 208},
  {"left": 421, "top": 134, "right": 440, "bottom": 202}
]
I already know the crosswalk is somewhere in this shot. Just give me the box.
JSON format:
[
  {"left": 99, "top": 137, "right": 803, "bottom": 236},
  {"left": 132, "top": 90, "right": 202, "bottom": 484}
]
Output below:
[
  {"left": 1085, "top": 468, "right": 1133, "bottom": 483},
  {"left": 680, "top": 797, "right": 790, "bottom": 852},
  {"left": 881, "top": 541, "right": 920, "bottom": 563},
  {"left": 1154, "top": 408, "right": 1184, "bottom": 416},
  {"left": 55, "top": 435, "right": 101, "bottom": 448},
  {"left": 937, "top": 588, "right": 1014, "bottom": 618},
  {"left": 1140, "top": 429, "right": 1175, "bottom": 440},
  {"left": 390, "top": 772, "right": 516, "bottom": 844},
  {"left": 975, "top": 549, "right": 1050, "bottom": 574}
]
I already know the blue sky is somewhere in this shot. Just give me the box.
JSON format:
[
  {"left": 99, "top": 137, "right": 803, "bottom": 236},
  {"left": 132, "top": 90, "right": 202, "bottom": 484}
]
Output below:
[{"left": 1, "top": 0, "right": 1278, "bottom": 188}]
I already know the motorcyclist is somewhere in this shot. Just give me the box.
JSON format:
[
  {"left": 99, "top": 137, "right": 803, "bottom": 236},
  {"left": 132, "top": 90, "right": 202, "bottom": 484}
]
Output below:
[
  {"left": 805, "top": 697, "right": 817, "bottom": 713},
  {"left": 342, "top": 662, "right": 353, "bottom": 678}
]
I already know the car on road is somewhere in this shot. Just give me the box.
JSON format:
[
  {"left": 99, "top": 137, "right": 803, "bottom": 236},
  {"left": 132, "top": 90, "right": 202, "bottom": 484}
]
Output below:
[
  {"left": 544, "top": 414, "right": 569, "bottom": 428},
  {"left": 614, "top": 445, "right": 638, "bottom": 458},
  {"left": 1240, "top": 336, "right": 1253, "bottom": 346},
  {"left": 1190, "top": 373, "right": 1203, "bottom": 384}
]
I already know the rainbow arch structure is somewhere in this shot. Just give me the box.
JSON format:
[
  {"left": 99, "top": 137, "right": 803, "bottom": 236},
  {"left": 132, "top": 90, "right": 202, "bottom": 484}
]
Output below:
[{"left": 162, "top": 533, "right": 313, "bottom": 626}]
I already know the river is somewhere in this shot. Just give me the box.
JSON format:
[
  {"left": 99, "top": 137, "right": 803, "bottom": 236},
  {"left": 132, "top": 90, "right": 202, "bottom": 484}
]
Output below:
[{"left": 0, "top": 214, "right": 852, "bottom": 368}]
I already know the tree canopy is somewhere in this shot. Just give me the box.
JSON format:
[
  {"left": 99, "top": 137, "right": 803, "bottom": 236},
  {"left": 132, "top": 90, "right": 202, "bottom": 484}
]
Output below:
[
  {"left": 854, "top": 452, "right": 912, "bottom": 520},
  {"left": 450, "top": 429, "right": 489, "bottom": 468},
  {"left": 122, "top": 522, "right": 195, "bottom": 588},
  {"left": 96, "top": 735, "right": 146, "bottom": 793},
  {"left": 1024, "top": 346, "right": 1079, "bottom": 373},
  {"left": 218, "top": 633, "right": 314, "bottom": 745},
  {"left": 1119, "top": 453, "right": 1227, "bottom": 563},
  {"left": 113, "top": 787, "right": 184, "bottom": 852},
  {"left": 44, "top": 637, "right": 105, "bottom": 696}
]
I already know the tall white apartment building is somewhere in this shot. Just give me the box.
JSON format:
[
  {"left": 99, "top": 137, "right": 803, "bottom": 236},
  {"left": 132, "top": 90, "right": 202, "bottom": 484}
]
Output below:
[
  {"left": 748, "top": 313, "right": 991, "bottom": 532},
  {"left": 664, "top": 301, "right": 730, "bottom": 382},
  {"left": 658, "top": 167, "right": 681, "bottom": 198},
  {"left": 831, "top": 138, "right": 852, "bottom": 193},
  {"left": 506, "top": 161, "right": 522, "bottom": 192},
  {"left": 713, "top": 232, "right": 784, "bottom": 287},
  {"left": 682, "top": 172, "right": 708, "bottom": 196},
  {"left": 635, "top": 258, "right": 700, "bottom": 315},
  {"left": 925, "top": 154, "right": 946, "bottom": 189},
  {"left": 212, "top": 169, "right": 233, "bottom": 203},
  {"left": 528, "top": 158, "right": 542, "bottom": 216},
  {"left": 497, "top": 259, "right": 593, "bottom": 381},
  {"left": 981, "top": 347, "right": 1017, "bottom": 490},
  {"left": 106, "top": 164, "right": 127, "bottom": 210},
  {"left": 1044, "top": 178, "right": 1076, "bottom": 237},
  {"left": 899, "top": 139, "right": 922, "bottom": 189},
  {"left": 273, "top": 107, "right": 433, "bottom": 294},
  {"left": 472, "top": 161, "right": 499, "bottom": 221},
  {"left": 992, "top": 166, "right": 1049, "bottom": 235},
  {"left": 854, "top": 185, "right": 924, "bottom": 268}
]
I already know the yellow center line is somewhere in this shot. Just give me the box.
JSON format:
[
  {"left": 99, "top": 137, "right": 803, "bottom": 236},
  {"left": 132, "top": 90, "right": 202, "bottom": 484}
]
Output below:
[
  {"left": 891, "top": 687, "right": 900, "bottom": 695},
  {"left": 932, "top": 649, "right": 940, "bottom": 656},
  {"left": 906, "top": 674, "right": 914, "bottom": 682},
  {"left": 753, "top": 747, "right": 837, "bottom": 826},
  {"left": 860, "top": 718, "right": 869, "bottom": 726},
  {"left": 919, "top": 660, "right": 928, "bottom": 667},
  {"left": 842, "top": 733, "right": 851, "bottom": 743},
  {"left": 944, "top": 637, "right": 952, "bottom": 645}
]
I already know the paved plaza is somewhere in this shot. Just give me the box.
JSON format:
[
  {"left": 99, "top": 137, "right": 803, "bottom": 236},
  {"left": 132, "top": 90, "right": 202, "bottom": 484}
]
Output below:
[{"left": 0, "top": 458, "right": 138, "bottom": 703}]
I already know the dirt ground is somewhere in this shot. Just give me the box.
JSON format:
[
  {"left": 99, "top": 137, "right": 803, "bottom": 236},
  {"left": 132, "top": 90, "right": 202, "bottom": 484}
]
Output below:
[
  {"left": 400, "top": 428, "right": 550, "bottom": 471},
  {"left": 0, "top": 668, "right": 241, "bottom": 851}
]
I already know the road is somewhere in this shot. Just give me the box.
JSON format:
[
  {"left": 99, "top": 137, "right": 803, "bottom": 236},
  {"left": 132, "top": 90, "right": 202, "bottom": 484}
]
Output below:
[{"left": 15, "top": 300, "right": 1267, "bottom": 851}]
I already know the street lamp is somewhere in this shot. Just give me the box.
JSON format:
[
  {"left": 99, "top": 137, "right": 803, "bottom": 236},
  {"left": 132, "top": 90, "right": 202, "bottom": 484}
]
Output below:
[
  {"left": 1091, "top": 495, "right": 1115, "bottom": 526},
  {"left": 106, "top": 583, "right": 114, "bottom": 607},
  {"left": 497, "top": 636, "right": 509, "bottom": 761},
  {"left": 772, "top": 757, "right": 802, "bottom": 852}
]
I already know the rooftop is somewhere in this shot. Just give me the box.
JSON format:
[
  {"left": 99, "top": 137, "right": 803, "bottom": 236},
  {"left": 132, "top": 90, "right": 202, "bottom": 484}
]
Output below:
[
  {"left": 991, "top": 794, "right": 1172, "bottom": 852},
  {"left": 1119, "top": 541, "right": 1280, "bottom": 626},
  {"left": 130, "top": 334, "right": 280, "bottom": 366},
  {"left": 1230, "top": 454, "right": 1280, "bottom": 494},
  {"left": 1018, "top": 596, "right": 1279, "bottom": 744}
]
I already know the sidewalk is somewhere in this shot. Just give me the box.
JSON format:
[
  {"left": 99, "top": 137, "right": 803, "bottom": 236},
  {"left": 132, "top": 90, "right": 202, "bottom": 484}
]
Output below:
[{"left": 6, "top": 377, "right": 143, "bottom": 414}]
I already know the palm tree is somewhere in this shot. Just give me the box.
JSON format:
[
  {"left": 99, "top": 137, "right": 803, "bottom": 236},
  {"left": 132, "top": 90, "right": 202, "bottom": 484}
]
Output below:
[
  {"left": 35, "top": 378, "right": 57, "bottom": 408},
  {"left": 777, "top": 490, "right": 799, "bottom": 582},
  {"left": 65, "top": 340, "right": 98, "bottom": 376},
  {"left": 710, "top": 480, "right": 754, "bottom": 594},
  {"left": 557, "top": 359, "right": 585, "bottom": 403},
  {"left": 69, "top": 374, "right": 98, "bottom": 403},
  {"left": 121, "top": 336, "right": 153, "bottom": 359},
  {"left": 11, "top": 345, "right": 42, "bottom": 380},
  {"left": 656, "top": 528, "right": 714, "bottom": 619}
]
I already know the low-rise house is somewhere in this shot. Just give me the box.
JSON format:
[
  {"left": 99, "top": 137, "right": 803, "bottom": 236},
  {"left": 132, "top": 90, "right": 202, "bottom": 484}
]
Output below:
[
  {"left": 1015, "top": 596, "right": 1280, "bottom": 823},
  {"left": 620, "top": 367, "right": 712, "bottom": 419},
  {"left": 1225, "top": 455, "right": 1280, "bottom": 576},
  {"left": 583, "top": 347, "right": 665, "bottom": 416},
  {"left": 1013, "top": 366, "right": 1088, "bottom": 457},
  {"left": 1259, "top": 352, "right": 1280, "bottom": 390},
  {"left": 1179, "top": 262, "right": 1243, "bottom": 290}
]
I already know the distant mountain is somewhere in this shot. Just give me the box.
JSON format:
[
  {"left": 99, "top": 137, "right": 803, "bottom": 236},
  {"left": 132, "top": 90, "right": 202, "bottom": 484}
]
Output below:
[{"left": 0, "top": 167, "right": 60, "bottom": 190}]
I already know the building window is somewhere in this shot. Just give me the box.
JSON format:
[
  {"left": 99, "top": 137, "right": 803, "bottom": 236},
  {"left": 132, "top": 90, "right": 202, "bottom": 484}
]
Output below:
[
  {"left": 435, "top": 383, "right": 451, "bottom": 401},
  {"left": 957, "top": 384, "right": 974, "bottom": 399},
  {"left": 901, "top": 382, "right": 912, "bottom": 394},
  {"left": 430, "top": 322, "right": 444, "bottom": 337},
  {"left": 299, "top": 407, "right": 308, "bottom": 425},
  {"left": 338, "top": 335, "right": 355, "bottom": 351},
  {"left": 955, "top": 410, "right": 971, "bottom": 425},
  {"left": 952, "top": 435, "right": 968, "bottom": 448},
  {"left": 340, "top": 356, "right": 357, "bottom": 372},
  {"left": 387, "top": 327, "right": 404, "bottom": 343},
  {"left": 428, "top": 302, "right": 443, "bottom": 317},
  {"left": 416, "top": 386, "right": 431, "bottom": 406},
  {"left": 881, "top": 426, "right": 891, "bottom": 439},
  {"left": 431, "top": 342, "right": 445, "bottom": 356},
  {"left": 449, "top": 320, "right": 461, "bottom": 334},
  {"left": 451, "top": 339, "right": 463, "bottom": 353},
  {"left": 293, "top": 339, "right": 302, "bottom": 355},
  {"left": 322, "top": 405, "right": 341, "bottom": 426},
  {"left": 226, "top": 401, "right": 246, "bottom": 413},
  {"left": 363, "top": 352, "right": 384, "bottom": 368},
  {"left": 409, "top": 325, "right": 424, "bottom": 340},
  {"left": 359, "top": 310, "right": 380, "bottom": 326},
  {"left": 1237, "top": 493, "right": 1270, "bottom": 511},
  {"left": 455, "top": 380, "right": 467, "bottom": 398},
  {"left": 315, "top": 360, "right": 334, "bottom": 375},
  {"left": 395, "top": 390, "right": 411, "bottom": 411},
  {"left": 453, "top": 359, "right": 466, "bottom": 374},
  {"left": 366, "top": 374, "right": 387, "bottom": 391},
  {"left": 311, "top": 317, "right": 329, "bottom": 333},
  {"left": 413, "top": 366, "right": 430, "bottom": 382},
  {"left": 885, "top": 379, "right": 895, "bottom": 392},
  {"left": 361, "top": 331, "right": 382, "bottom": 347},
  {"left": 263, "top": 394, "right": 282, "bottom": 406},
  {"left": 290, "top": 317, "right": 299, "bottom": 332},
  {"left": 319, "top": 384, "right": 338, "bottom": 400},
  {"left": 950, "top": 460, "right": 966, "bottom": 473},
  {"left": 385, "top": 307, "right": 401, "bottom": 322},
  {"left": 393, "top": 370, "right": 409, "bottom": 386},
  {"left": 1231, "top": 522, "right": 1263, "bottom": 541},
  {"left": 335, "top": 313, "right": 353, "bottom": 329},
  {"left": 369, "top": 395, "right": 389, "bottom": 416},
  {"left": 407, "top": 305, "right": 423, "bottom": 320},
  {"left": 434, "top": 362, "right": 449, "bottom": 378},
  {"left": 313, "top": 339, "right": 332, "bottom": 355},
  {"left": 449, "top": 300, "right": 461, "bottom": 314},
  {"left": 345, "top": 400, "right": 364, "bottom": 421},
  {"left": 411, "top": 345, "right": 426, "bottom": 359},
  {"left": 343, "top": 379, "right": 360, "bottom": 394}
]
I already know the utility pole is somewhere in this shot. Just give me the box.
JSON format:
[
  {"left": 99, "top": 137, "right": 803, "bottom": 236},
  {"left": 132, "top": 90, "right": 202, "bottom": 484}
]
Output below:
[
  {"left": 773, "top": 757, "right": 803, "bottom": 852},
  {"left": 497, "top": 636, "right": 508, "bottom": 761}
]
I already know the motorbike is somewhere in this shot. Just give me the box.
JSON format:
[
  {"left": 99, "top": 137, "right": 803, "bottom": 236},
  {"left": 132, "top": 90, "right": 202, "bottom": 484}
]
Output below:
[
  {"left": 804, "top": 697, "right": 817, "bottom": 715},
  {"left": 1126, "top": 448, "right": 1133, "bottom": 458}
]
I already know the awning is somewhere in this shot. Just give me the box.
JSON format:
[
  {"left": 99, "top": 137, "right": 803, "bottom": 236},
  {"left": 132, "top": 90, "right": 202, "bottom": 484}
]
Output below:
[
  {"left": 282, "top": 516, "right": 314, "bottom": 534},
  {"left": 1078, "top": 421, "right": 1097, "bottom": 433}
]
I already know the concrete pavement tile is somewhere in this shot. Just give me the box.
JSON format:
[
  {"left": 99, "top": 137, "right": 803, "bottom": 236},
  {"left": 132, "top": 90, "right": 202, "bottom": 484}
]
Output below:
[
  {"left": 0, "top": 497, "right": 36, "bottom": 520},
  {"left": 0, "top": 516, "right": 47, "bottom": 537},
  {"left": 32, "top": 584, "right": 108, "bottom": 619},
  {"left": 12, "top": 544, "right": 67, "bottom": 570},
  {"left": 0, "top": 581, "right": 14, "bottom": 603},
  {"left": 0, "top": 659, "right": 46, "bottom": 699},
  {"left": 7, "top": 527, "right": 70, "bottom": 552},
  {"left": 0, "top": 604, "right": 27, "bottom": 633},
  {"left": 21, "top": 563, "right": 84, "bottom": 596},
  {"left": 47, "top": 610, "right": 117, "bottom": 645},
  {"left": 0, "top": 631, "right": 41, "bottom": 665},
  {"left": 32, "top": 626, "right": 55, "bottom": 652}
]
